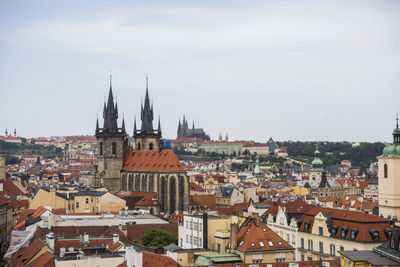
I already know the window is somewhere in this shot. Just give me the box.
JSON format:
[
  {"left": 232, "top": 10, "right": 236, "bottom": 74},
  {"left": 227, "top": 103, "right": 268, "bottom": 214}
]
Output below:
[
  {"left": 373, "top": 231, "right": 379, "bottom": 241},
  {"left": 341, "top": 229, "right": 347, "bottom": 238},
  {"left": 340, "top": 246, "right": 344, "bottom": 251},
  {"left": 91, "top": 198, "right": 93, "bottom": 203},
  {"left": 301, "top": 238, "right": 304, "bottom": 249},
  {"left": 350, "top": 230, "right": 355, "bottom": 239},
  {"left": 85, "top": 198, "right": 89, "bottom": 204},
  {"left": 319, "top": 227, "right": 323, "bottom": 236},
  {"left": 112, "top": 142, "right": 117, "bottom": 156},
  {"left": 319, "top": 242, "right": 323, "bottom": 253},
  {"left": 330, "top": 244, "right": 336, "bottom": 256},
  {"left": 76, "top": 202, "right": 79, "bottom": 208},
  {"left": 301, "top": 255, "right": 304, "bottom": 261},
  {"left": 384, "top": 164, "right": 388, "bottom": 178},
  {"left": 99, "top": 142, "right": 103, "bottom": 156},
  {"left": 308, "top": 240, "right": 313, "bottom": 251},
  {"left": 137, "top": 142, "right": 141, "bottom": 150},
  {"left": 186, "top": 235, "right": 188, "bottom": 243},
  {"left": 149, "top": 143, "right": 153, "bottom": 150}
]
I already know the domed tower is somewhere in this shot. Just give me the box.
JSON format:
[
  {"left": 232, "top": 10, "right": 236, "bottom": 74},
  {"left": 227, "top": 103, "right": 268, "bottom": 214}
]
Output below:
[
  {"left": 310, "top": 143, "right": 323, "bottom": 182},
  {"left": 378, "top": 116, "right": 400, "bottom": 220}
]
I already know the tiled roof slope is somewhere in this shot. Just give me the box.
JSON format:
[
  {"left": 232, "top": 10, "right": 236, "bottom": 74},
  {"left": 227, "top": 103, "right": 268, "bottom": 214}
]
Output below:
[
  {"left": 190, "top": 194, "right": 216, "bottom": 209},
  {"left": 142, "top": 251, "right": 182, "bottom": 267},
  {"left": 30, "top": 251, "right": 55, "bottom": 267},
  {"left": 299, "top": 206, "right": 391, "bottom": 243},
  {"left": 237, "top": 217, "right": 293, "bottom": 252},
  {"left": 123, "top": 150, "right": 184, "bottom": 172}
]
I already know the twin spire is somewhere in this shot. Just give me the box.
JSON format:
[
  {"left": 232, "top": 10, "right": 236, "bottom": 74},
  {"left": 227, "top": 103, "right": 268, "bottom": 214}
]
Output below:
[{"left": 97, "top": 74, "right": 161, "bottom": 137}]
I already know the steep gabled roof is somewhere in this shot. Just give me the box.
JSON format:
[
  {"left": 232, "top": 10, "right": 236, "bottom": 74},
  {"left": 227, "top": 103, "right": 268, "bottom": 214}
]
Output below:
[
  {"left": 122, "top": 150, "right": 184, "bottom": 172},
  {"left": 237, "top": 217, "right": 293, "bottom": 252}
]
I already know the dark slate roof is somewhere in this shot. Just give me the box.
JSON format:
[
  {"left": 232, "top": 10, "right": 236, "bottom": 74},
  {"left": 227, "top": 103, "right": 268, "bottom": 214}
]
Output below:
[
  {"left": 219, "top": 185, "right": 236, "bottom": 197},
  {"left": 338, "top": 250, "right": 399, "bottom": 265},
  {"left": 75, "top": 191, "right": 107, "bottom": 197}
]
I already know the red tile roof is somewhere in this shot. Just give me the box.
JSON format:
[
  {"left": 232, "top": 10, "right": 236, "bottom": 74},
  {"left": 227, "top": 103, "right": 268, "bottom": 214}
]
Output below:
[
  {"left": 190, "top": 194, "right": 216, "bottom": 209},
  {"left": 29, "top": 251, "right": 54, "bottom": 267},
  {"left": 122, "top": 150, "right": 184, "bottom": 172},
  {"left": 142, "top": 251, "right": 182, "bottom": 267},
  {"left": 237, "top": 217, "right": 293, "bottom": 252},
  {"left": 0, "top": 180, "right": 25, "bottom": 197},
  {"left": 190, "top": 182, "right": 206, "bottom": 192}
]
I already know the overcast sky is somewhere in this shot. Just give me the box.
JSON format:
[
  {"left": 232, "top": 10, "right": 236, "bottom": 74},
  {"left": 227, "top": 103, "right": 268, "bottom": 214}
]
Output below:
[{"left": 0, "top": 0, "right": 399, "bottom": 142}]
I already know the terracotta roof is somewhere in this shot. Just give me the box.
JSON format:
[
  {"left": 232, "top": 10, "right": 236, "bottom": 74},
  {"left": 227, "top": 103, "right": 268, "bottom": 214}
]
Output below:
[
  {"left": 237, "top": 217, "right": 293, "bottom": 252},
  {"left": 285, "top": 198, "right": 312, "bottom": 214},
  {"left": 54, "top": 238, "right": 123, "bottom": 252},
  {"left": 117, "top": 191, "right": 157, "bottom": 209},
  {"left": 29, "top": 251, "right": 54, "bottom": 267},
  {"left": 190, "top": 182, "right": 206, "bottom": 192},
  {"left": 122, "top": 150, "right": 184, "bottom": 172},
  {"left": 190, "top": 194, "right": 216, "bottom": 209},
  {"left": 142, "top": 251, "right": 182, "bottom": 267},
  {"left": 0, "top": 180, "right": 25, "bottom": 197},
  {"left": 12, "top": 238, "right": 46, "bottom": 267}
]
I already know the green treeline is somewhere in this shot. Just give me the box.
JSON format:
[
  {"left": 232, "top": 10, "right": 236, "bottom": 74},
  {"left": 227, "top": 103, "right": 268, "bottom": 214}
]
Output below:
[
  {"left": 0, "top": 140, "right": 63, "bottom": 162},
  {"left": 278, "top": 141, "right": 384, "bottom": 167}
]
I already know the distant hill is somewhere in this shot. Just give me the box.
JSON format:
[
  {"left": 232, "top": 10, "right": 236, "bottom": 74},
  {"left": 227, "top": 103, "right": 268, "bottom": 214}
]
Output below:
[
  {"left": 0, "top": 140, "right": 63, "bottom": 163},
  {"left": 277, "top": 141, "right": 384, "bottom": 167}
]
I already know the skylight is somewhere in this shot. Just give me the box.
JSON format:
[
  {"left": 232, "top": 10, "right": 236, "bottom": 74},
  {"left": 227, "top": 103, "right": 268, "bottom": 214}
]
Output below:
[
  {"left": 259, "top": 241, "right": 265, "bottom": 247},
  {"left": 268, "top": 241, "right": 273, "bottom": 246},
  {"left": 239, "top": 241, "right": 244, "bottom": 246}
]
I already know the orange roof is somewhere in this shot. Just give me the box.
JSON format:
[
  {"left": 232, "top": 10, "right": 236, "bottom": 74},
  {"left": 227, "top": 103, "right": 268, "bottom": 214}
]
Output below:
[
  {"left": 30, "top": 251, "right": 54, "bottom": 267},
  {"left": 142, "top": 251, "right": 182, "bottom": 267},
  {"left": 237, "top": 217, "right": 293, "bottom": 252},
  {"left": 12, "top": 238, "right": 46, "bottom": 266},
  {"left": 122, "top": 150, "right": 184, "bottom": 172},
  {"left": 190, "top": 182, "right": 205, "bottom": 192},
  {"left": 190, "top": 194, "right": 216, "bottom": 209}
]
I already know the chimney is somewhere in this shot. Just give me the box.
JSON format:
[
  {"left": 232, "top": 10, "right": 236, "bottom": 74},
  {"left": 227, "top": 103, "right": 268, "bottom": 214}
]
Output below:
[
  {"left": 113, "top": 233, "right": 119, "bottom": 244},
  {"left": 230, "top": 223, "right": 238, "bottom": 249},
  {"left": 46, "top": 233, "right": 55, "bottom": 251},
  {"left": 66, "top": 191, "right": 70, "bottom": 199},
  {"left": 203, "top": 213, "right": 208, "bottom": 249},
  {"left": 83, "top": 232, "right": 89, "bottom": 243}
]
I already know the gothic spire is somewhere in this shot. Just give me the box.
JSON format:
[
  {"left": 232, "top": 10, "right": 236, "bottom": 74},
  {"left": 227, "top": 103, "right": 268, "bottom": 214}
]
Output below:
[
  {"left": 133, "top": 115, "right": 137, "bottom": 133},
  {"left": 393, "top": 114, "right": 400, "bottom": 144},
  {"left": 121, "top": 113, "right": 126, "bottom": 132},
  {"left": 192, "top": 121, "right": 195, "bottom": 130},
  {"left": 158, "top": 115, "right": 161, "bottom": 135},
  {"left": 102, "top": 75, "right": 119, "bottom": 133},
  {"left": 140, "top": 75, "right": 154, "bottom": 133},
  {"left": 96, "top": 114, "right": 99, "bottom": 133}
]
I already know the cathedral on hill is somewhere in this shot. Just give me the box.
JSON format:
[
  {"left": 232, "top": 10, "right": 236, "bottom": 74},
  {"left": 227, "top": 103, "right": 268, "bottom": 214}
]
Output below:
[
  {"left": 95, "top": 76, "right": 189, "bottom": 214},
  {"left": 177, "top": 115, "right": 210, "bottom": 140}
]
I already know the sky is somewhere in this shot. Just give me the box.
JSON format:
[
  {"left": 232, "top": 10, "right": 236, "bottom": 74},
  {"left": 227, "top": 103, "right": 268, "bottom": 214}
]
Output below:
[{"left": 0, "top": 0, "right": 399, "bottom": 142}]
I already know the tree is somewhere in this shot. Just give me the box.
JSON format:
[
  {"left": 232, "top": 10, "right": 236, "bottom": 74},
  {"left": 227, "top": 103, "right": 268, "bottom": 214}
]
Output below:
[{"left": 141, "top": 228, "right": 178, "bottom": 247}]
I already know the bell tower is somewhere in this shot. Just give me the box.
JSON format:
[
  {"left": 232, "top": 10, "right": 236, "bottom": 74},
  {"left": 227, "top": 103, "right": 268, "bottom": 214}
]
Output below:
[
  {"left": 95, "top": 75, "right": 127, "bottom": 193},
  {"left": 378, "top": 115, "right": 400, "bottom": 220},
  {"left": 133, "top": 75, "right": 162, "bottom": 151}
]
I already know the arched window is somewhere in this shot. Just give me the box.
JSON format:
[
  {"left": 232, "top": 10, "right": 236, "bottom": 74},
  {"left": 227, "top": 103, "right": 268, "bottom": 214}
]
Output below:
[
  {"left": 137, "top": 142, "right": 141, "bottom": 150},
  {"left": 112, "top": 142, "right": 117, "bottom": 156},
  {"left": 384, "top": 164, "right": 388, "bottom": 178},
  {"left": 99, "top": 142, "right": 103, "bottom": 156},
  {"left": 149, "top": 143, "right": 154, "bottom": 150},
  {"left": 350, "top": 230, "right": 355, "bottom": 239}
]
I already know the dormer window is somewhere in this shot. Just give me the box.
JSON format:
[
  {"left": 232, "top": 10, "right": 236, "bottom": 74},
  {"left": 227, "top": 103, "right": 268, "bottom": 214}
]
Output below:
[{"left": 373, "top": 231, "right": 379, "bottom": 241}]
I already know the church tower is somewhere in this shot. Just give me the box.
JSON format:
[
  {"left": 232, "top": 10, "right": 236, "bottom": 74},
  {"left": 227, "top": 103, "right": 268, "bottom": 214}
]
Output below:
[
  {"left": 95, "top": 76, "right": 127, "bottom": 193},
  {"left": 133, "top": 76, "right": 162, "bottom": 151},
  {"left": 0, "top": 151, "right": 6, "bottom": 180},
  {"left": 378, "top": 116, "right": 400, "bottom": 220},
  {"left": 310, "top": 143, "right": 323, "bottom": 182}
]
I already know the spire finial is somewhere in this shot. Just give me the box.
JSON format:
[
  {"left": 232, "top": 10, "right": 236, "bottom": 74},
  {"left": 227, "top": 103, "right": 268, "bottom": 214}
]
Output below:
[
  {"left": 396, "top": 113, "right": 399, "bottom": 129},
  {"left": 109, "top": 71, "right": 112, "bottom": 89},
  {"left": 146, "top": 73, "right": 149, "bottom": 92}
]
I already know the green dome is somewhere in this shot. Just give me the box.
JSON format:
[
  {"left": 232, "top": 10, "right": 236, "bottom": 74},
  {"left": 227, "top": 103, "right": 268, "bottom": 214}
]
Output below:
[
  {"left": 382, "top": 144, "right": 400, "bottom": 157},
  {"left": 312, "top": 158, "right": 323, "bottom": 166}
]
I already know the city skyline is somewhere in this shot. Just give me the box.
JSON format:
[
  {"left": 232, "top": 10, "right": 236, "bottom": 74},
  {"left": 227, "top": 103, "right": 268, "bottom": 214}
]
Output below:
[{"left": 1, "top": 0, "right": 400, "bottom": 142}]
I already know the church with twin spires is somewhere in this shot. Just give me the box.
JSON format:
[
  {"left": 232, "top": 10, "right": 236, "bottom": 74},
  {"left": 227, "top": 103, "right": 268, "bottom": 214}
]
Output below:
[{"left": 95, "top": 76, "right": 189, "bottom": 214}]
